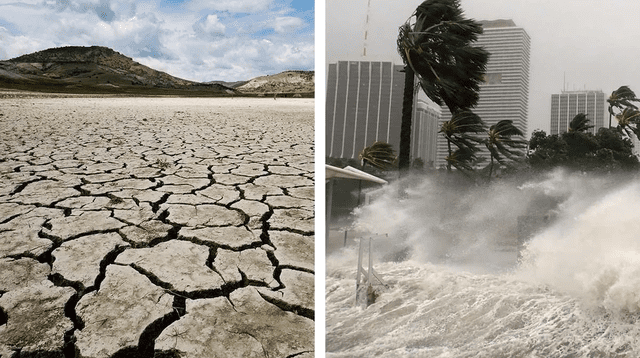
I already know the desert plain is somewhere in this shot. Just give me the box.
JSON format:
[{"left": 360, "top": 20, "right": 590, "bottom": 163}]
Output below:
[{"left": 0, "top": 92, "right": 314, "bottom": 357}]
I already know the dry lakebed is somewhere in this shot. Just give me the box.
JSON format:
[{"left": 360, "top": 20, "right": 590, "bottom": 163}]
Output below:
[{"left": 0, "top": 93, "right": 314, "bottom": 358}]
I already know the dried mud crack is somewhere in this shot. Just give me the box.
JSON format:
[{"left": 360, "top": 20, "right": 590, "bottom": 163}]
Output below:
[{"left": 0, "top": 97, "right": 314, "bottom": 358}]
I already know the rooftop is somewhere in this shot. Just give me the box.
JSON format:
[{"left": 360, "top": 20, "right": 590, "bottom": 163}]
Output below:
[{"left": 478, "top": 19, "right": 517, "bottom": 28}]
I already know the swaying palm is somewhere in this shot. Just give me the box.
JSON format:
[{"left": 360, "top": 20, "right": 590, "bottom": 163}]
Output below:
[
  {"left": 615, "top": 107, "right": 640, "bottom": 138},
  {"left": 439, "top": 110, "right": 485, "bottom": 171},
  {"left": 397, "top": 0, "right": 488, "bottom": 114},
  {"left": 484, "top": 120, "right": 526, "bottom": 178},
  {"left": 396, "top": 0, "right": 488, "bottom": 171},
  {"left": 608, "top": 86, "right": 640, "bottom": 128},
  {"left": 568, "top": 113, "right": 594, "bottom": 133},
  {"left": 358, "top": 141, "right": 397, "bottom": 170},
  {"left": 445, "top": 146, "right": 477, "bottom": 173}
]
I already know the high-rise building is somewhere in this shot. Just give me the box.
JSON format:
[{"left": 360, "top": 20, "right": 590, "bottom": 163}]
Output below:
[
  {"left": 437, "top": 19, "right": 531, "bottom": 168},
  {"left": 550, "top": 90, "right": 606, "bottom": 135},
  {"left": 325, "top": 60, "right": 442, "bottom": 166},
  {"left": 325, "top": 60, "right": 404, "bottom": 159},
  {"left": 412, "top": 98, "right": 441, "bottom": 167}
]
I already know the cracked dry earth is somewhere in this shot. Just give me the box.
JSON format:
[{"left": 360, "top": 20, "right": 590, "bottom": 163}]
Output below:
[{"left": 0, "top": 95, "right": 314, "bottom": 358}]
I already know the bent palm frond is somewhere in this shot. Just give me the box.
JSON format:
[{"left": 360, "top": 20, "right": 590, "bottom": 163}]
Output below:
[
  {"left": 485, "top": 120, "right": 526, "bottom": 166},
  {"left": 616, "top": 107, "right": 640, "bottom": 138},
  {"left": 568, "top": 113, "right": 593, "bottom": 133},
  {"left": 608, "top": 85, "right": 640, "bottom": 116},
  {"left": 397, "top": 0, "right": 489, "bottom": 115},
  {"left": 359, "top": 141, "right": 397, "bottom": 170}
]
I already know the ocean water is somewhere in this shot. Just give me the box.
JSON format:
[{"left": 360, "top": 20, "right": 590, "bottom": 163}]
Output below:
[{"left": 326, "top": 170, "right": 640, "bottom": 357}]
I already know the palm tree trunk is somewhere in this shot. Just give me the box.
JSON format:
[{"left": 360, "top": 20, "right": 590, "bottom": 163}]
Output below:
[
  {"left": 489, "top": 154, "right": 494, "bottom": 180},
  {"left": 398, "top": 65, "right": 415, "bottom": 175},
  {"left": 446, "top": 138, "right": 452, "bottom": 171}
]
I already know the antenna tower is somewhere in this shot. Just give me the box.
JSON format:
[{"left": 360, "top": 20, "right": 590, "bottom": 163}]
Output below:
[{"left": 363, "top": 0, "right": 372, "bottom": 57}]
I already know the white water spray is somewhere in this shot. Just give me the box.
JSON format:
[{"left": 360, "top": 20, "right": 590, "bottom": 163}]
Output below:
[{"left": 327, "top": 169, "right": 640, "bottom": 357}]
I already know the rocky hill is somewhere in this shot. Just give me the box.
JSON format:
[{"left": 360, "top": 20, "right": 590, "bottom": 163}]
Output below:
[
  {"left": 236, "top": 71, "right": 314, "bottom": 95},
  {"left": 0, "top": 46, "right": 233, "bottom": 95},
  {"left": 0, "top": 46, "right": 314, "bottom": 96}
]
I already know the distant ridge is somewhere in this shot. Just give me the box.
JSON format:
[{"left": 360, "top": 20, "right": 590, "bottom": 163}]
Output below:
[
  {"left": 0, "top": 46, "right": 231, "bottom": 95},
  {"left": 236, "top": 70, "right": 314, "bottom": 95},
  {"left": 205, "top": 80, "right": 249, "bottom": 89},
  {"left": 10, "top": 46, "right": 125, "bottom": 64},
  {"left": 0, "top": 46, "right": 313, "bottom": 97}
]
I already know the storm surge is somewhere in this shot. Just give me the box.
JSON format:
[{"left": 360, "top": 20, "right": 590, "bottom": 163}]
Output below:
[{"left": 326, "top": 169, "right": 640, "bottom": 357}]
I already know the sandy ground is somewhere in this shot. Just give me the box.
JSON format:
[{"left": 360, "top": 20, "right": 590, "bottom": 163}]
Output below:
[{"left": 0, "top": 96, "right": 314, "bottom": 357}]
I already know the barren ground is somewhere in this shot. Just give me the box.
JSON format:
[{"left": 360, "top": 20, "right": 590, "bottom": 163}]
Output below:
[{"left": 0, "top": 94, "right": 314, "bottom": 357}]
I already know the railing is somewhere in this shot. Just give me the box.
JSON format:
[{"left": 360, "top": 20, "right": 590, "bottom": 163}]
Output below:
[{"left": 356, "top": 234, "right": 388, "bottom": 307}]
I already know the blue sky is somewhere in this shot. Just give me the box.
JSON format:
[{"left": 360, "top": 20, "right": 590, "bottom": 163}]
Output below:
[{"left": 0, "top": 0, "right": 314, "bottom": 82}]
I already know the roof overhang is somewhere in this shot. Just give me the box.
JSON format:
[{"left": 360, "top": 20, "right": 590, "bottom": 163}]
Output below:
[{"left": 325, "top": 164, "right": 388, "bottom": 184}]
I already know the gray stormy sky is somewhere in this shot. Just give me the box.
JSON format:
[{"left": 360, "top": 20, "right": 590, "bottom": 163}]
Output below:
[{"left": 326, "top": 0, "right": 640, "bottom": 136}]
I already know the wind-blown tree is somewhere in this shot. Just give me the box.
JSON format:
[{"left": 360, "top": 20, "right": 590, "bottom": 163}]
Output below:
[
  {"left": 608, "top": 86, "right": 640, "bottom": 128},
  {"left": 615, "top": 107, "right": 640, "bottom": 138},
  {"left": 563, "top": 113, "right": 598, "bottom": 161},
  {"left": 358, "top": 141, "right": 397, "bottom": 170},
  {"left": 445, "top": 146, "right": 477, "bottom": 173},
  {"left": 396, "top": 0, "right": 489, "bottom": 172},
  {"left": 528, "top": 127, "right": 638, "bottom": 172},
  {"left": 439, "top": 110, "right": 485, "bottom": 171},
  {"left": 594, "top": 127, "right": 639, "bottom": 170},
  {"left": 568, "top": 113, "right": 594, "bottom": 133},
  {"left": 528, "top": 130, "right": 569, "bottom": 169},
  {"left": 484, "top": 120, "right": 526, "bottom": 179},
  {"left": 357, "top": 141, "right": 396, "bottom": 205}
]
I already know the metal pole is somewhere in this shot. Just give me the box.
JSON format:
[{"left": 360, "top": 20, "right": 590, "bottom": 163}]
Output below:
[
  {"left": 356, "top": 238, "right": 364, "bottom": 287},
  {"left": 367, "top": 238, "right": 373, "bottom": 286},
  {"left": 326, "top": 179, "right": 334, "bottom": 242}
]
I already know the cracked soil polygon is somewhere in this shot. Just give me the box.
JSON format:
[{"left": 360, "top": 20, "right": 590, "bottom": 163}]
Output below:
[
  {"left": 75, "top": 265, "right": 174, "bottom": 358},
  {"left": 179, "top": 225, "right": 260, "bottom": 249},
  {"left": 115, "top": 240, "right": 226, "bottom": 291},
  {"left": 0, "top": 281, "right": 75, "bottom": 354},
  {"left": 52, "top": 232, "right": 129, "bottom": 288},
  {"left": 155, "top": 287, "right": 313, "bottom": 357}
]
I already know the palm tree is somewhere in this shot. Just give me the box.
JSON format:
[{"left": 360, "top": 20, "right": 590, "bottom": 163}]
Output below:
[
  {"left": 608, "top": 86, "right": 639, "bottom": 128},
  {"left": 358, "top": 141, "right": 397, "bottom": 170},
  {"left": 357, "top": 141, "right": 396, "bottom": 204},
  {"left": 445, "top": 146, "right": 477, "bottom": 173},
  {"left": 439, "top": 110, "right": 485, "bottom": 171},
  {"left": 615, "top": 107, "right": 640, "bottom": 138},
  {"left": 396, "top": 0, "right": 489, "bottom": 172},
  {"left": 568, "top": 113, "right": 593, "bottom": 133},
  {"left": 484, "top": 120, "right": 526, "bottom": 179}
]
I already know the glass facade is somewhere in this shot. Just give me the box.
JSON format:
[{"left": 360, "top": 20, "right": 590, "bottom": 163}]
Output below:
[
  {"left": 412, "top": 99, "right": 441, "bottom": 167},
  {"left": 326, "top": 61, "right": 405, "bottom": 159}
]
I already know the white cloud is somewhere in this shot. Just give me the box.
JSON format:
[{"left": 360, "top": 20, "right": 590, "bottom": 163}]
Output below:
[
  {"left": 0, "top": 30, "right": 51, "bottom": 60},
  {"left": 201, "top": 14, "right": 225, "bottom": 34},
  {"left": 186, "top": 0, "right": 273, "bottom": 13},
  {"left": 0, "top": 0, "right": 313, "bottom": 81},
  {"left": 97, "top": 17, "right": 149, "bottom": 40},
  {"left": 272, "top": 16, "right": 303, "bottom": 33}
]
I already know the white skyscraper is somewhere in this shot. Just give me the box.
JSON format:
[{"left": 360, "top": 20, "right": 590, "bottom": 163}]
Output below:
[
  {"left": 437, "top": 19, "right": 531, "bottom": 168},
  {"left": 550, "top": 90, "right": 606, "bottom": 135}
]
